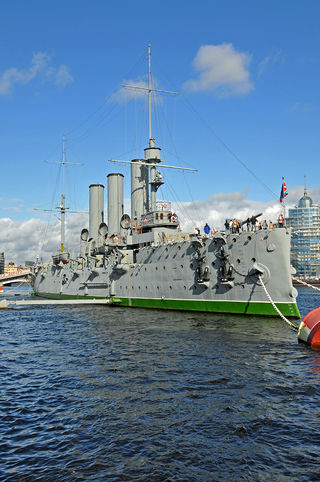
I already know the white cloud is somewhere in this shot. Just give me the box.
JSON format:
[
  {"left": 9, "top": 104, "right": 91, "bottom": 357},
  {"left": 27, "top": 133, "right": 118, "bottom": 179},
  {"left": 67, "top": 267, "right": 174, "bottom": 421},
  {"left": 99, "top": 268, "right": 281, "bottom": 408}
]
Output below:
[
  {"left": 183, "top": 43, "right": 254, "bottom": 97},
  {"left": 0, "top": 213, "right": 87, "bottom": 265},
  {"left": 288, "top": 101, "right": 313, "bottom": 113},
  {"left": 257, "top": 50, "right": 285, "bottom": 78},
  {"left": 0, "top": 52, "right": 73, "bottom": 95},
  {"left": 46, "top": 64, "right": 74, "bottom": 86}
]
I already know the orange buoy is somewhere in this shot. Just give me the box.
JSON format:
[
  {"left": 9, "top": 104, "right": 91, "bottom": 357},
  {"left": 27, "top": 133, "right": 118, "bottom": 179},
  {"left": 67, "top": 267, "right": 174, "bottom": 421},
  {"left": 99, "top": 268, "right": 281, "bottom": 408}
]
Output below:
[{"left": 298, "top": 307, "right": 320, "bottom": 348}]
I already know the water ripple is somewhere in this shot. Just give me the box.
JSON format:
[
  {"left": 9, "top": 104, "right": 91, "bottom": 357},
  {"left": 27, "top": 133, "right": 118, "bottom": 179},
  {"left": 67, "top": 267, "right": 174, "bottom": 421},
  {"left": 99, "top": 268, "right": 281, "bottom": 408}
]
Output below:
[{"left": 1, "top": 287, "right": 320, "bottom": 480}]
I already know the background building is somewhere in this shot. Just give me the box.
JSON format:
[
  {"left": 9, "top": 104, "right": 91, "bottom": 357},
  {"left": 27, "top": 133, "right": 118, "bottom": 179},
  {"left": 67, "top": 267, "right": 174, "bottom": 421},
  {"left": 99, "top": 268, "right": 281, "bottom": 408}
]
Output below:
[
  {"left": 0, "top": 252, "right": 4, "bottom": 274},
  {"left": 286, "top": 188, "right": 320, "bottom": 278}
]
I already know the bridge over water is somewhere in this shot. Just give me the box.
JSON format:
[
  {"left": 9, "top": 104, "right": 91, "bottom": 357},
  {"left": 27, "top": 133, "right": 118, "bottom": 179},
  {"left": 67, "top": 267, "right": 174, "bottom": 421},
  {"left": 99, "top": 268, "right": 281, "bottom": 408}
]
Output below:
[{"left": 0, "top": 270, "right": 33, "bottom": 286}]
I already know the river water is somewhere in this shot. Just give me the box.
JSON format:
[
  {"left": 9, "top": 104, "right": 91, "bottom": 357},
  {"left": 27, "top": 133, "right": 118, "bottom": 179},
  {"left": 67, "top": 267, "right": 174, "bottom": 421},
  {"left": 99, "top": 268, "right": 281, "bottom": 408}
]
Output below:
[{"left": 1, "top": 286, "right": 320, "bottom": 481}]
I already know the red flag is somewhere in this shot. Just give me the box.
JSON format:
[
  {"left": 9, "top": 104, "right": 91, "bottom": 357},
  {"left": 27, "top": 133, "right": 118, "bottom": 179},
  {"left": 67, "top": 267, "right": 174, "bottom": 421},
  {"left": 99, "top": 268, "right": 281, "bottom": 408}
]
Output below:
[{"left": 280, "top": 179, "right": 288, "bottom": 203}]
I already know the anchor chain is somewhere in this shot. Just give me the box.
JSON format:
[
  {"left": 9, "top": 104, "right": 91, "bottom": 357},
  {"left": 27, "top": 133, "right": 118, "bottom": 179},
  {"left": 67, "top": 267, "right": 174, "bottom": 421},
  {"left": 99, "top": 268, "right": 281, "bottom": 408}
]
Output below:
[{"left": 258, "top": 275, "right": 298, "bottom": 330}]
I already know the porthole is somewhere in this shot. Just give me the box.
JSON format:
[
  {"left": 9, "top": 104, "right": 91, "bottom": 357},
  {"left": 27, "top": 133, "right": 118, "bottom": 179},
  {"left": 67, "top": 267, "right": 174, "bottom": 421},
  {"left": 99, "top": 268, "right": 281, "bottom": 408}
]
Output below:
[
  {"left": 251, "top": 257, "right": 256, "bottom": 262},
  {"left": 178, "top": 246, "right": 181, "bottom": 250},
  {"left": 241, "top": 284, "right": 245, "bottom": 289},
  {"left": 233, "top": 238, "right": 237, "bottom": 243},
  {"left": 211, "top": 261, "right": 215, "bottom": 267},
  {"left": 180, "top": 264, "right": 184, "bottom": 269},
  {"left": 163, "top": 266, "right": 166, "bottom": 270},
  {"left": 247, "top": 236, "right": 252, "bottom": 241},
  {"left": 184, "top": 286, "right": 187, "bottom": 290},
  {"left": 138, "top": 286, "right": 141, "bottom": 289},
  {"left": 155, "top": 266, "right": 158, "bottom": 270},
  {"left": 144, "top": 267, "right": 147, "bottom": 271},
  {"left": 169, "top": 286, "right": 172, "bottom": 290},
  {"left": 236, "top": 259, "right": 240, "bottom": 264},
  {"left": 190, "top": 263, "right": 193, "bottom": 269},
  {"left": 157, "top": 286, "right": 160, "bottom": 290}
]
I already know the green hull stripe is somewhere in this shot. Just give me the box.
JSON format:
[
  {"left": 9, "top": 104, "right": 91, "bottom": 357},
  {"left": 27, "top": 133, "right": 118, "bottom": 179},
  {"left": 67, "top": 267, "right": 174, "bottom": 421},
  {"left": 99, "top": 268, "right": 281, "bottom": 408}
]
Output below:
[{"left": 36, "top": 292, "right": 300, "bottom": 318}]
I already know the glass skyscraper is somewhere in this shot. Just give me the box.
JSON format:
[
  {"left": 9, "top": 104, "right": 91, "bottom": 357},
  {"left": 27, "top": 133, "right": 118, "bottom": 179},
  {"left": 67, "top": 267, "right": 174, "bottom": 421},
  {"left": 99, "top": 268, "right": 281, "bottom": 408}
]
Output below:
[{"left": 286, "top": 190, "right": 320, "bottom": 278}]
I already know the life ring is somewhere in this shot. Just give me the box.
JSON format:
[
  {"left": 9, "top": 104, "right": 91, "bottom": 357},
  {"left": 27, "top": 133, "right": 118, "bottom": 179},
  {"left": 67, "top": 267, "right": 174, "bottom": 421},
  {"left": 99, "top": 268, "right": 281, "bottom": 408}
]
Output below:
[
  {"left": 113, "top": 236, "right": 119, "bottom": 243},
  {"left": 171, "top": 215, "right": 177, "bottom": 222}
]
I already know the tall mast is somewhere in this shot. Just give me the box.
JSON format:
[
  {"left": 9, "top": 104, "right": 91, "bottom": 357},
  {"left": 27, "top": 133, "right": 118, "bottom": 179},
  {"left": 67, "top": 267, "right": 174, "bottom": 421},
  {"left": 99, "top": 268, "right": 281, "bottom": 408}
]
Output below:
[
  {"left": 148, "top": 44, "right": 152, "bottom": 145},
  {"left": 60, "top": 135, "right": 66, "bottom": 252},
  {"left": 34, "top": 137, "right": 84, "bottom": 254}
]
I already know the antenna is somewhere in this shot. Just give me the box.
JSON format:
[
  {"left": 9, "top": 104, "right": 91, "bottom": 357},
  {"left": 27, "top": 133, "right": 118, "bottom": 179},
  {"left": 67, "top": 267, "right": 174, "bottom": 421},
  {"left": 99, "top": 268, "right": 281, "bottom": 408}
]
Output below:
[{"left": 304, "top": 173, "right": 308, "bottom": 196}]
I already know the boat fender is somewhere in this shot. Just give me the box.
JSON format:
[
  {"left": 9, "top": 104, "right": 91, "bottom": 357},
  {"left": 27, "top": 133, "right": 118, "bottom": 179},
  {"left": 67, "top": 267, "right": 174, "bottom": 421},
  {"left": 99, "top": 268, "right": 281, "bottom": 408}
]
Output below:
[{"left": 298, "top": 307, "right": 320, "bottom": 348}]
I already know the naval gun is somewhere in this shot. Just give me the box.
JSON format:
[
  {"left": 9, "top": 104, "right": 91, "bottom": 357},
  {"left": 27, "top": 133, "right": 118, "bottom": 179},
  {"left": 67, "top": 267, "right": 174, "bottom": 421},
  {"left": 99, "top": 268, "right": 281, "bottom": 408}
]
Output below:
[{"left": 240, "top": 212, "right": 263, "bottom": 227}]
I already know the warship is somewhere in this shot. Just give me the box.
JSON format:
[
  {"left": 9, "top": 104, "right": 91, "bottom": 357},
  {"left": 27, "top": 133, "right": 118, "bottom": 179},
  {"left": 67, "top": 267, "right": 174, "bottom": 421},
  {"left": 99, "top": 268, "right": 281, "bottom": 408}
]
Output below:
[{"left": 32, "top": 47, "right": 300, "bottom": 318}]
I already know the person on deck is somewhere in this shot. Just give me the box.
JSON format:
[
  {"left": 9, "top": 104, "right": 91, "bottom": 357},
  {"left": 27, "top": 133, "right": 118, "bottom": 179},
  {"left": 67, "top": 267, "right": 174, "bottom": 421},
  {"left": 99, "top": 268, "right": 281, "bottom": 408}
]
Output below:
[{"left": 204, "top": 223, "right": 211, "bottom": 236}]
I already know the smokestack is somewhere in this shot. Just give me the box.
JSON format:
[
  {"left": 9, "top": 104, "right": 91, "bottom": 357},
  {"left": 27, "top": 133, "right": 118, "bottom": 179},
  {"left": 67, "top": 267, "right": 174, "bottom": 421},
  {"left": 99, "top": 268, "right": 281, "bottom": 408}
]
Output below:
[
  {"left": 89, "top": 184, "right": 104, "bottom": 242},
  {"left": 131, "top": 160, "right": 149, "bottom": 221},
  {"left": 107, "top": 173, "right": 124, "bottom": 236}
]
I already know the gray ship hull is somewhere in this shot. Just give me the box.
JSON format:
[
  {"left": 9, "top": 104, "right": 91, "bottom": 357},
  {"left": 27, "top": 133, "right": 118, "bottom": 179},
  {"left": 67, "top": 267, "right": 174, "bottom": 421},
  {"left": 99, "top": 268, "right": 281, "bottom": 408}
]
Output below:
[{"left": 33, "top": 228, "right": 300, "bottom": 318}]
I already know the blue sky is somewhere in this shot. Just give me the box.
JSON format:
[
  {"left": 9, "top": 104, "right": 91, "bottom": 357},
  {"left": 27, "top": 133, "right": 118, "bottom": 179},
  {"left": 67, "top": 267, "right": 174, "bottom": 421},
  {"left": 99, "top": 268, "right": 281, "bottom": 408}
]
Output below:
[{"left": 0, "top": 0, "right": 319, "bottom": 263}]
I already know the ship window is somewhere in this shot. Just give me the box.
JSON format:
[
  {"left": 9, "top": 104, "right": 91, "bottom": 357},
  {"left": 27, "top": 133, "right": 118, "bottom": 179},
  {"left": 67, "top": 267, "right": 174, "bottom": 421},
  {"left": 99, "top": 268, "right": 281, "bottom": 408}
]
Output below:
[
  {"left": 190, "top": 263, "right": 193, "bottom": 269},
  {"left": 251, "top": 257, "right": 256, "bottom": 262},
  {"left": 169, "top": 286, "right": 172, "bottom": 290},
  {"left": 156, "top": 213, "right": 159, "bottom": 220},
  {"left": 138, "top": 286, "right": 141, "bottom": 289},
  {"left": 211, "top": 261, "right": 215, "bottom": 266},
  {"left": 247, "top": 236, "right": 252, "bottom": 241},
  {"left": 157, "top": 286, "right": 160, "bottom": 290},
  {"left": 181, "top": 264, "right": 183, "bottom": 269},
  {"left": 233, "top": 238, "right": 237, "bottom": 243},
  {"left": 241, "top": 284, "right": 245, "bottom": 289},
  {"left": 184, "top": 285, "right": 187, "bottom": 290},
  {"left": 178, "top": 246, "right": 181, "bottom": 250},
  {"left": 155, "top": 266, "right": 158, "bottom": 270},
  {"left": 163, "top": 266, "right": 166, "bottom": 270},
  {"left": 236, "top": 259, "right": 240, "bottom": 264},
  {"left": 145, "top": 267, "right": 147, "bottom": 271},
  {"left": 145, "top": 286, "right": 148, "bottom": 290},
  {"left": 160, "top": 213, "right": 163, "bottom": 219}
]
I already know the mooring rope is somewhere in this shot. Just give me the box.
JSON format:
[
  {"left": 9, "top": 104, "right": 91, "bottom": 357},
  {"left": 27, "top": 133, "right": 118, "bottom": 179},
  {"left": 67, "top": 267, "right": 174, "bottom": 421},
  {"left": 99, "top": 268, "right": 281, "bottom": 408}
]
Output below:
[
  {"left": 292, "top": 277, "right": 320, "bottom": 292},
  {"left": 258, "top": 275, "right": 298, "bottom": 330}
]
